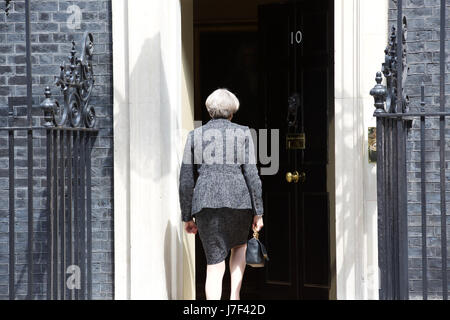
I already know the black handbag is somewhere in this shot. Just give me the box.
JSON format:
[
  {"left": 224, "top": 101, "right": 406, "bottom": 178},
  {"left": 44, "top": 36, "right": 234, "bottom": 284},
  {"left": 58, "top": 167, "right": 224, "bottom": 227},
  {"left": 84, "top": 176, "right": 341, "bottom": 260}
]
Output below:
[{"left": 246, "top": 229, "right": 269, "bottom": 267}]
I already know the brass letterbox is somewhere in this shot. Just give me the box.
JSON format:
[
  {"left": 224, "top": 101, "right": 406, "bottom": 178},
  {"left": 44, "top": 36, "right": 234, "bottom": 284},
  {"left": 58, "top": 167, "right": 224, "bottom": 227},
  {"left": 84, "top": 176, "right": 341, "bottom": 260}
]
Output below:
[{"left": 286, "top": 133, "right": 306, "bottom": 150}]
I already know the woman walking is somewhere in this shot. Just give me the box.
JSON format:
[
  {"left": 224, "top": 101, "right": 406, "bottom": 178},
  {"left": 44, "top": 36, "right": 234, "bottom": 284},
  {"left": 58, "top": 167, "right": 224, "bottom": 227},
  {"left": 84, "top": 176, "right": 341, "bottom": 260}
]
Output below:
[{"left": 179, "top": 88, "right": 264, "bottom": 300}]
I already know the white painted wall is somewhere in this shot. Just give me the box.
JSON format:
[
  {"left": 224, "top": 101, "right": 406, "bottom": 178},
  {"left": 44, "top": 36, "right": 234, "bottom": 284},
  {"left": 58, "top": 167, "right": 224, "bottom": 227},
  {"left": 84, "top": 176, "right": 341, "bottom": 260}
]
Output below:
[
  {"left": 334, "top": 0, "right": 388, "bottom": 300},
  {"left": 113, "top": 0, "right": 184, "bottom": 299},
  {"left": 180, "top": 0, "right": 196, "bottom": 300}
]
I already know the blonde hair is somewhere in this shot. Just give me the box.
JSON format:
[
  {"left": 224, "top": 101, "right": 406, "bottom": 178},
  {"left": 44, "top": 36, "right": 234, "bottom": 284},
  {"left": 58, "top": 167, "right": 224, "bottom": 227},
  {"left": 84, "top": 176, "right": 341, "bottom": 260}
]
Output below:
[{"left": 205, "top": 88, "right": 240, "bottom": 119}]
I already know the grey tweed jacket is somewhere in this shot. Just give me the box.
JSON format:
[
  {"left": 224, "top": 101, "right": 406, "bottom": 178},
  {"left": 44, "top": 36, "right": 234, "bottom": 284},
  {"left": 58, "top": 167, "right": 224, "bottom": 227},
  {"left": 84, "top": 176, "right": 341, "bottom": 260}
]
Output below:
[{"left": 179, "top": 118, "right": 264, "bottom": 222}]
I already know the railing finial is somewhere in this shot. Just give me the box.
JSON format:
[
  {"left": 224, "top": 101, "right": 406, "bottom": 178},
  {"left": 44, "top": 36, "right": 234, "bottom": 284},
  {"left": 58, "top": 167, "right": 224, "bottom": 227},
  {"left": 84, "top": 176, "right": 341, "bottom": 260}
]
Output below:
[{"left": 370, "top": 72, "right": 387, "bottom": 114}]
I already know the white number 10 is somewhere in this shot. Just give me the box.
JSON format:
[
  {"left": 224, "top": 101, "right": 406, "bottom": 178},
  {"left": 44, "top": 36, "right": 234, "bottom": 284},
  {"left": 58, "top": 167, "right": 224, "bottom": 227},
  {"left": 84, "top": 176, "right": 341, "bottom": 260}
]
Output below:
[{"left": 290, "top": 31, "right": 303, "bottom": 45}]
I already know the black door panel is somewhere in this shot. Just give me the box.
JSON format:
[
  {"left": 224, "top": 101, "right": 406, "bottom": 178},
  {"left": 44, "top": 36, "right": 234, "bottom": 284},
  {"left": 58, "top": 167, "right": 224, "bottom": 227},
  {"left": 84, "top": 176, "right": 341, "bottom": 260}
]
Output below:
[{"left": 258, "top": 0, "right": 332, "bottom": 300}]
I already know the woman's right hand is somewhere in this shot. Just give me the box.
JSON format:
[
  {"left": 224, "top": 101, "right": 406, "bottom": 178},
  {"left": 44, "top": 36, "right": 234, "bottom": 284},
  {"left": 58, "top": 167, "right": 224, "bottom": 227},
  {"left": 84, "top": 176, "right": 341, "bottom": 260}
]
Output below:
[
  {"left": 184, "top": 221, "right": 198, "bottom": 234},
  {"left": 252, "top": 215, "right": 264, "bottom": 232}
]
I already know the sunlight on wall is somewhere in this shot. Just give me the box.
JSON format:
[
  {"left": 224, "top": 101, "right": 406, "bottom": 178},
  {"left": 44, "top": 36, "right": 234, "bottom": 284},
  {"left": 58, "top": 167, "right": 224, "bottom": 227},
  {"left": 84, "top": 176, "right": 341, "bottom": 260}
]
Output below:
[{"left": 335, "top": 0, "right": 388, "bottom": 300}]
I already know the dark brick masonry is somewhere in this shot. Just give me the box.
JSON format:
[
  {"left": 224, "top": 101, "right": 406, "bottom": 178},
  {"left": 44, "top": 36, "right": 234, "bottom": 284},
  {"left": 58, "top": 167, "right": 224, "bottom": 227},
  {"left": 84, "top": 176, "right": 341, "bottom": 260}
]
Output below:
[
  {"left": 0, "top": 0, "right": 113, "bottom": 299},
  {"left": 388, "top": 0, "right": 449, "bottom": 299}
]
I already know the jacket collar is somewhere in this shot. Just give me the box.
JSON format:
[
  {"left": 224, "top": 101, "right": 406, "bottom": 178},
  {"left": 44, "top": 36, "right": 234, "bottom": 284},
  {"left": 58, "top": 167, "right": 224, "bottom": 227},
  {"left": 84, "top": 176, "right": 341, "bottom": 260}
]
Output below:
[{"left": 207, "top": 118, "right": 231, "bottom": 125}]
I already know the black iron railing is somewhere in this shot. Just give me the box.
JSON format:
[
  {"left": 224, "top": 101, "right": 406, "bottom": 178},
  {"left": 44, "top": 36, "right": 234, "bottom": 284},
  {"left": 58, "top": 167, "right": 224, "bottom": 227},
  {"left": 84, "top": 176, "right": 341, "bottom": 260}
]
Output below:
[
  {"left": 371, "top": 0, "right": 448, "bottom": 300},
  {"left": 2, "top": 0, "right": 98, "bottom": 300},
  {"left": 2, "top": 126, "right": 96, "bottom": 300}
]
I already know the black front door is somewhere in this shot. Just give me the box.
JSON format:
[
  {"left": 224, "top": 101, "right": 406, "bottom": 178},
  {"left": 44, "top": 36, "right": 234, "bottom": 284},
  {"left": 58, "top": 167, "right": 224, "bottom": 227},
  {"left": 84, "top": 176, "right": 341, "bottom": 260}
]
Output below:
[
  {"left": 250, "top": 0, "right": 333, "bottom": 300},
  {"left": 195, "top": 0, "right": 334, "bottom": 300}
]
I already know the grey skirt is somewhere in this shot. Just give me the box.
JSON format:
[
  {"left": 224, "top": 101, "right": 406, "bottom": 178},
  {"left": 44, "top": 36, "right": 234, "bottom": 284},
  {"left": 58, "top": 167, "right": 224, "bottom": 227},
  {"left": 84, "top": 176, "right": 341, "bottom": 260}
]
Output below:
[{"left": 194, "top": 208, "right": 253, "bottom": 265}]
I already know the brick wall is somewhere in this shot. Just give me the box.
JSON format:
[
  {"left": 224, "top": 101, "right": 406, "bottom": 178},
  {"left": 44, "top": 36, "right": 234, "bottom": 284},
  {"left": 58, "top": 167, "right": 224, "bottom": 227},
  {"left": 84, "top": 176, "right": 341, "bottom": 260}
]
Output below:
[
  {"left": 388, "top": 0, "right": 449, "bottom": 299},
  {"left": 0, "top": 0, "right": 113, "bottom": 299}
]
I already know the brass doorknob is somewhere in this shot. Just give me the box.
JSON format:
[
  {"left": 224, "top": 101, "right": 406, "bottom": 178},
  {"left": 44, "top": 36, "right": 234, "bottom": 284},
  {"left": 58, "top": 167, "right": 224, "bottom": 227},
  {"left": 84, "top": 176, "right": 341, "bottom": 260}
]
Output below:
[
  {"left": 286, "top": 171, "right": 300, "bottom": 183},
  {"left": 286, "top": 171, "right": 306, "bottom": 183}
]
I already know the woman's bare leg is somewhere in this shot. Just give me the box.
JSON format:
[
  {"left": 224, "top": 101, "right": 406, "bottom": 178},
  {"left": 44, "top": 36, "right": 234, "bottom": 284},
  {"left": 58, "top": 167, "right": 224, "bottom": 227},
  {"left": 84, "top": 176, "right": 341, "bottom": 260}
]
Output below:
[
  {"left": 229, "top": 243, "right": 247, "bottom": 300},
  {"left": 205, "top": 261, "right": 226, "bottom": 300}
]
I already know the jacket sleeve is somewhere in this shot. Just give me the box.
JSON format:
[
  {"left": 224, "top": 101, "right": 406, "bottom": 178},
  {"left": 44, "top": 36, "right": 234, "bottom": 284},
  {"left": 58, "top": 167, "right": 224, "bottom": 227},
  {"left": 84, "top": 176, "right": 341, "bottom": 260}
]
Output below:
[
  {"left": 179, "top": 131, "right": 195, "bottom": 222},
  {"left": 242, "top": 127, "right": 264, "bottom": 216}
]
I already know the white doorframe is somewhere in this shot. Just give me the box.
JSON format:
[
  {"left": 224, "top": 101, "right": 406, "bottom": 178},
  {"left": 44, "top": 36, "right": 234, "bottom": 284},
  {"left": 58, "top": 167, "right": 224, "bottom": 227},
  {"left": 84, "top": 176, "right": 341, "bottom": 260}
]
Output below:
[
  {"left": 334, "top": 0, "right": 388, "bottom": 300},
  {"left": 112, "top": 0, "right": 185, "bottom": 300}
]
